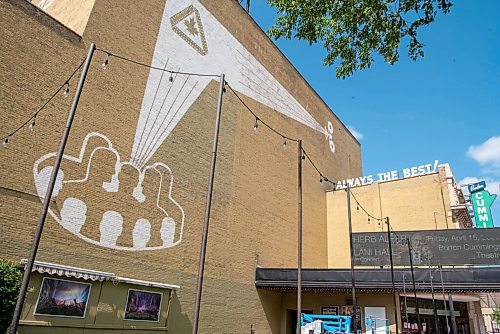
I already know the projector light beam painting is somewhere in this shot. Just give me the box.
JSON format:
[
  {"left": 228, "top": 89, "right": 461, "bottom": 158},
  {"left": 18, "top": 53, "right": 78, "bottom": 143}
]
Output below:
[{"left": 32, "top": 0, "right": 333, "bottom": 252}]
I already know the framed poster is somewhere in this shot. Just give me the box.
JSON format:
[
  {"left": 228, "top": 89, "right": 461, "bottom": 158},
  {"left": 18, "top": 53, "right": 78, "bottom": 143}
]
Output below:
[
  {"left": 321, "top": 306, "right": 339, "bottom": 315},
  {"left": 124, "top": 289, "right": 163, "bottom": 322},
  {"left": 34, "top": 277, "right": 91, "bottom": 318}
]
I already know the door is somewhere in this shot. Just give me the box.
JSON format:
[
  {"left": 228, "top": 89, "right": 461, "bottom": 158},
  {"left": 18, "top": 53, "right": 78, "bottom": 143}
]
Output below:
[{"left": 364, "top": 307, "right": 387, "bottom": 334}]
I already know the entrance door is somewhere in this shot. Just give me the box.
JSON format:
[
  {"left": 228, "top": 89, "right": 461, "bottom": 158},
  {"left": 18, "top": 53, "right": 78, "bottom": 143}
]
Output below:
[{"left": 364, "top": 307, "right": 387, "bottom": 334}]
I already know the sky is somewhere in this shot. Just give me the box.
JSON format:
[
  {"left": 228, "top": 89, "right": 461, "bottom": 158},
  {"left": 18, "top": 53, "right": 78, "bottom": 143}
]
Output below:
[{"left": 248, "top": 1, "right": 500, "bottom": 226}]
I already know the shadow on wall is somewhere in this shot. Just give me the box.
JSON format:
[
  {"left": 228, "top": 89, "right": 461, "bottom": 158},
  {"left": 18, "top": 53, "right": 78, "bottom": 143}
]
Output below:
[
  {"left": 257, "top": 289, "right": 282, "bottom": 334},
  {"left": 168, "top": 292, "right": 192, "bottom": 333}
]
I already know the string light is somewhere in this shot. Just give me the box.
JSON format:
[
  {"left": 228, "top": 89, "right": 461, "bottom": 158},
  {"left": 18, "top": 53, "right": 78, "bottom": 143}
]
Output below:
[
  {"left": 63, "top": 81, "right": 70, "bottom": 97},
  {"left": 90, "top": 48, "right": 391, "bottom": 234},
  {"left": 1, "top": 57, "right": 86, "bottom": 147},
  {"left": 28, "top": 117, "right": 36, "bottom": 131},
  {"left": 101, "top": 53, "right": 110, "bottom": 70},
  {"left": 95, "top": 47, "right": 219, "bottom": 78}
]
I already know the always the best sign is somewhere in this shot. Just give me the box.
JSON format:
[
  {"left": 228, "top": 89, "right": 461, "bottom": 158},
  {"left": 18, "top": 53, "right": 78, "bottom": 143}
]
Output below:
[{"left": 335, "top": 160, "right": 439, "bottom": 190}]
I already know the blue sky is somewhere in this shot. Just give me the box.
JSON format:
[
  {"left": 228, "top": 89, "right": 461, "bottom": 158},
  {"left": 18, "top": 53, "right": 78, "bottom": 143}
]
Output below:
[{"left": 249, "top": 1, "right": 499, "bottom": 226}]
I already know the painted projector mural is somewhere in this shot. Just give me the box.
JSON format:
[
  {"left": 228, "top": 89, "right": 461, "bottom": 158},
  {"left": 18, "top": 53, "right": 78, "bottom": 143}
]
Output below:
[{"left": 33, "top": 0, "right": 331, "bottom": 251}]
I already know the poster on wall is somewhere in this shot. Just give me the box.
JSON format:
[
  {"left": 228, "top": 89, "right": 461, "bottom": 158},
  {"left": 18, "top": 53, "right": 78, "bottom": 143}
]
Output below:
[
  {"left": 124, "top": 289, "right": 162, "bottom": 322},
  {"left": 34, "top": 278, "right": 91, "bottom": 318},
  {"left": 321, "top": 306, "right": 339, "bottom": 315}
]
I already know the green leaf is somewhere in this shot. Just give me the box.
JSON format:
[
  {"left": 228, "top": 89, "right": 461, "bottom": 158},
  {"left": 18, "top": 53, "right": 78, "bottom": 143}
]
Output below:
[{"left": 267, "top": 0, "right": 453, "bottom": 78}]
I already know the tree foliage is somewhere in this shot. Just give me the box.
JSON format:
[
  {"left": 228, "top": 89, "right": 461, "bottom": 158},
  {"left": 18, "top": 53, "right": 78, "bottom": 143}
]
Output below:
[
  {"left": 267, "top": 0, "right": 453, "bottom": 78},
  {"left": 493, "top": 308, "right": 500, "bottom": 322},
  {"left": 0, "top": 260, "right": 22, "bottom": 334}
]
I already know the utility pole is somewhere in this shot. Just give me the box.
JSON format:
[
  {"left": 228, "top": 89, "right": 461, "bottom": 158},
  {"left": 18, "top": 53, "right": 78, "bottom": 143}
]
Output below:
[
  {"left": 448, "top": 293, "right": 457, "bottom": 334},
  {"left": 192, "top": 73, "right": 225, "bottom": 334},
  {"left": 428, "top": 259, "right": 439, "bottom": 333},
  {"left": 297, "top": 140, "right": 303, "bottom": 334},
  {"left": 386, "top": 218, "right": 399, "bottom": 334},
  {"left": 9, "top": 43, "right": 96, "bottom": 334},
  {"left": 406, "top": 238, "right": 422, "bottom": 334},
  {"left": 403, "top": 274, "right": 409, "bottom": 329},
  {"left": 438, "top": 264, "right": 450, "bottom": 333},
  {"left": 347, "top": 184, "right": 358, "bottom": 334}
]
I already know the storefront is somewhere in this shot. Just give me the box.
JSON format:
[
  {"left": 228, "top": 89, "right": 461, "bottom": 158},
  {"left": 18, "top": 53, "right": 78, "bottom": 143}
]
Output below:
[{"left": 256, "top": 267, "right": 500, "bottom": 334}]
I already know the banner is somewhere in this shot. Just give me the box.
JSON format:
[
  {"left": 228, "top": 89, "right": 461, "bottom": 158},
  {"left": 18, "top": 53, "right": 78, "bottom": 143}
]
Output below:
[{"left": 353, "top": 228, "right": 500, "bottom": 266}]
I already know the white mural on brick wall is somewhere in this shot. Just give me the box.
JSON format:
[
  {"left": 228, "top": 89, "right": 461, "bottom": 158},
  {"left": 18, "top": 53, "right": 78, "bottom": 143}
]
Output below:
[
  {"left": 130, "top": 0, "right": 330, "bottom": 168},
  {"left": 33, "top": 132, "right": 184, "bottom": 251},
  {"left": 32, "top": 0, "right": 333, "bottom": 251}
]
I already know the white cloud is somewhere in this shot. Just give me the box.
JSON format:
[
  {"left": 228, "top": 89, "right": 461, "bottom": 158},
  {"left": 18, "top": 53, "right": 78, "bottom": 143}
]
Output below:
[
  {"left": 467, "top": 136, "right": 500, "bottom": 165},
  {"left": 347, "top": 125, "right": 364, "bottom": 140}
]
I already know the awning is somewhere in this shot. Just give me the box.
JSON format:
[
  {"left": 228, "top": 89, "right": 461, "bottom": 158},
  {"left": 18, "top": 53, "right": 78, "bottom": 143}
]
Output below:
[
  {"left": 20, "top": 259, "right": 179, "bottom": 289},
  {"left": 20, "top": 259, "right": 114, "bottom": 282},
  {"left": 256, "top": 267, "right": 500, "bottom": 293},
  {"left": 115, "top": 277, "right": 180, "bottom": 290}
]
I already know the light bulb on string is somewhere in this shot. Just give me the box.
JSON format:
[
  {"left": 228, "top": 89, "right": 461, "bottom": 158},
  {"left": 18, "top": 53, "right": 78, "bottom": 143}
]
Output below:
[
  {"left": 368, "top": 216, "right": 371, "bottom": 223},
  {"left": 282, "top": 137, "right": 287, "bottom": 148},
  {"left": 253, "top": 117, "right": 259, "bottom": 131},
  {"left": 63, "top": 81, "right": 70, "bottom": 97},
  {"left": 29, "top": 117, "right": 36, "bottom": 131},
  {"left": 320, "top": 176, "right": 323, "bottom": 183},
  {"left": 2, "top": 137, "right": 9, "bottom": 148},
  {"left": 169, "top": 72, "right": 174, "bottom": 83},
  {"left": 356, "top": 203, "right": 359, "bottom": 211},
  {"left": 101, "top": 53, "right": 110, "bottom": 70}
]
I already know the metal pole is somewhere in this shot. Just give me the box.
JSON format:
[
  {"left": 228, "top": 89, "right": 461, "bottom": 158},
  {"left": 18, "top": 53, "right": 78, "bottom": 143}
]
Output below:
[
  {"left": 438, "top": 265, "right": 449, "bottom": 333},
  {"left": 8, "top": 43, "right": 96, "bottom": 334},
  {"left": 347, "top": 184, "right": 358, "bottom": 334},
  {"left": 296, "top": 139, "right": 303, "bottom": 334},
  {"left": 403, "top": 274, "right": 408, "bottom": 330},
  {"left": 407, "top": 238, "right": 422, "bottom": 334},
  {"left": 428, "top": 260, "right": 439, "bottom": 333},
  {"left": 448, "top": 293, "right": 457, "bottom": 334},
  {"left": 192, "top": 73, "right": 225, "bottom": 334},
  {"left": 386, "top": 218, "right": 399, "bottom": 334}
]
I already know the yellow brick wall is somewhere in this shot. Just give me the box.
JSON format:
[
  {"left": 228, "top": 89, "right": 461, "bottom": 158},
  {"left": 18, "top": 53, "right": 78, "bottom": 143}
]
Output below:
[
  {"left": 327, "top": 171, "right": 453, "bottom": 268},
  {"left": 0, "top": 0, "right": 361, "bottom": 332},
  {"left": 31, "top": 0, "right": 95, "bottom": 35}
]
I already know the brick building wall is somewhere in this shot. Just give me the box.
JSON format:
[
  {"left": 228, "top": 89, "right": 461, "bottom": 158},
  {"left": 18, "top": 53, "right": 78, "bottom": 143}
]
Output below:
[
  {"left": 327, "top": 169, "right": 454, "bottom": 269},
  {"left": 0, "top": 0, "right": 361, "bottom": 332}
]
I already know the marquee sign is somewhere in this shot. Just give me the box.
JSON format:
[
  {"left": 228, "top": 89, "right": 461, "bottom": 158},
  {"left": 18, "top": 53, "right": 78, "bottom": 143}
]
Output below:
[
  {"left": 352, "top": 228, "right": 500, "bottom": 266},
  {"left": 468, "top": 181, "right": 496, "bottom": 228}
]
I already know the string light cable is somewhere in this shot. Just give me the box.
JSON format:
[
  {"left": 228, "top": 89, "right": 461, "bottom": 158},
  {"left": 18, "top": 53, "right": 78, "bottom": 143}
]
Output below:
[
  {"left": 225, "top": 83, "right": 300, "bottom": 144},
  {"left": 95, "top": 47, "right": 220, "bottom": 78},
  {"left": 347, "top": 187, "right": 384, "bottom": 224},
  {"left": 226, "top": 82, "right": 346, "bottom": 194},
  {"left": 1, "top": 57, "right": 87, "bottom": 147},
  {"left": 301, "top": 148, "right": 336, "bottom": 186}
]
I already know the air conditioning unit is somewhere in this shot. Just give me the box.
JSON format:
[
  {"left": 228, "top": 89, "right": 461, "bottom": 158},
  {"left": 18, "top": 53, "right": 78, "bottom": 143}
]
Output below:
[{"left": 301, "top": 320, "right": 323, "bottom": 334}]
